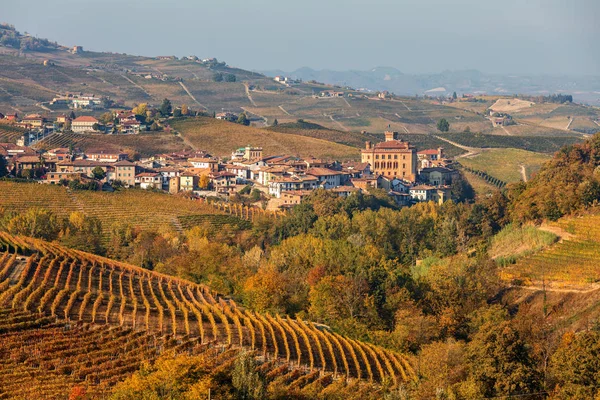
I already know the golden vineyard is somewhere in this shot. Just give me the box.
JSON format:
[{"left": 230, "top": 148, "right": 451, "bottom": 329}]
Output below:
[{"left": 0, "top": 232, "right": 415, "bottom": 398}]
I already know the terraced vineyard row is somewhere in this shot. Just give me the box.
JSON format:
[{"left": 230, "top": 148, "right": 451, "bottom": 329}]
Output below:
[
  {"left": 0, "top": 124, "right": 26, "bottom": 143},
  {"left": 0, "top": 309, "right": 396, "bottom": 399},
  {"left": 501, "top": 213, "right": 600, "bottom": 287},
  {"left": 0, "top": 232, "right": 415, "bottom": 386},
  {"left": 33, "top": 132, "right": 84, "bottom": 150}
]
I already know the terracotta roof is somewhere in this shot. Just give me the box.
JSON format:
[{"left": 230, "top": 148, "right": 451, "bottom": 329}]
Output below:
[
  {"left": 372, "top": 140, "right": 413, "bottom": 150},
  {"left": 410, "top": 185, "right": 437, "bottom": 191},
  {"left": 72, "top": 116, "right": 99, "bottom": 123},
  {"left": 135, "top": 172, "right": 161, "bottom": 178},
  {"left": 305, "top": 167, "right": 344, "bottom": 176},
  {"left": 14, "top": 155, "right": 40, "bottom": 163},
  {"left": 113, "top": 160, "right": 134, "bottom": 166},
  {"left": 418, "top": 149, "right": 439, "bottom": 155}
]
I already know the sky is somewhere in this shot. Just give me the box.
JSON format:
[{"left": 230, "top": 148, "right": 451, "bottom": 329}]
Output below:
[{"left": 1, "top": 0, "right": 599, "bottom": 75}]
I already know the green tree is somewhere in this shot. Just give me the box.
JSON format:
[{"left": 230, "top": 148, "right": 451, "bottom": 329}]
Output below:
[
  {"left": 237, "top": 113, "right": 250, "bottom": 126},
  {"left": 99, "top": 112, "right": 113, "bottom": 125},
  {"left": 91, "top": 166, "right": 106, "bottom": 180},
  {"left": 213, "top": 72, "right": 223, "bottom": 82},
  {"left": 272, "top": 118, "right": 278, "bottom": 126},
  {"left": 231, "top": 352, "right": 266, "bottom": 400},
  {"left": 437, "top": 118, "right": 450, "bottom": 132},
  {"left": 466, "top": 320, "right": 540, "bottom": 398},
  {"left": 91, "top": 123, "right": 100, "bottom": 132},
  {"left": 452, "top": 91, "right": 458, "bottom": 100},
  {"left": 0, "top": 154, "right": 8, "bottom": 177},
  {"left": 159, "top": 98, "right": 172, "bottom": 117},
  {"left": 225, "top": 73, "right": 236, "bottom": 82},
  {"left": 173, "top": 108, "right": 182, "bottom": 118},
  {"left": 550, "top": 331, "right": 600, "bottom": 398},
  {"left": 6, "top": 208, "right": 60, "bottom": 240}
]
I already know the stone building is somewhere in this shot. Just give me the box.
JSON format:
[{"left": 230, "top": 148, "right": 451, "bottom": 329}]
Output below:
[{"left": 361, "top": 131, "right": 417, "bottom": 182}]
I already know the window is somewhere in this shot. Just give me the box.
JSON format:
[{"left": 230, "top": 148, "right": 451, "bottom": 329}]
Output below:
[
  {"left": 394, "top": 155, "right": 398, "bottom": 159},
  {"left": 375, "top": 155, "right": 379, "bottom": 160},
  {"left": 403, "top": 163, "right": 406, "bottom": 169},
  {"left": 388, "top": 155, "right": 391, "bottom": 160}
]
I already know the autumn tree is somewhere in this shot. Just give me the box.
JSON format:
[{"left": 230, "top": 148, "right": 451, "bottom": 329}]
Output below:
[
  {"left": 465, "top": 320, "right": 540, "bottom": 398},
  {"left": 181, "top": 104, "right": 189, "bottom": 115},
  {"left": 99, "top": 112, "right": 113, "bottom": 125},
  {"left": 5, "top": 208, "right": 60, "bottom": 240},
  {"left": 550, "top": 330, "right": 600, "bottom": 398},
  {"left": 132, "top": 103, "right": 147, "bottom": 117},
  {"left": 242, "top": 265, "right": 290, "bottom": 313},
  {"left": 199, "top": 174, "right": 210, "bottom": 189},
  {"left": 308, "top": 274, "right": 369, "bottom": 323}
]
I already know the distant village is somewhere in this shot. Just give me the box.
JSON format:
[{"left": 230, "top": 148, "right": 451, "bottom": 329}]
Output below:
[{"left": 0, "top": 112, "right": 459, "bottom": 210}]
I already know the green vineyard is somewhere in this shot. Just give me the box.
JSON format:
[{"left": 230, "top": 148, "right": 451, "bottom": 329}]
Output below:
[
  {"left": 501, "top": 212, "right": 600, "bottom": 288},
  {"left": 0, "top": 232, "right": 415, "bottom": 396}
]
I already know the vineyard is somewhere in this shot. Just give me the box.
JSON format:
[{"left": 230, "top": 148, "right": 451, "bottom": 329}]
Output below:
[
  {"left": 0, "top": 232, "right": 415, "bottom": 396},
  {"left": 0, "top": 181, "right": 254, "bottom": 238},
  {"left": 500, "top": 212, "right": 600, "bottom": 288},
  {"left": 0, "top": 124, "right": 26, "bottom": 143},
  {"left": 34, "top": 132, "right": 188, "bottom": 157}
]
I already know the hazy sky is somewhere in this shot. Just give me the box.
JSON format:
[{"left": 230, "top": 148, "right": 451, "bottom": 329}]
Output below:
[{"left": 2, "top": 0, "right": 598, "bottom": 75}]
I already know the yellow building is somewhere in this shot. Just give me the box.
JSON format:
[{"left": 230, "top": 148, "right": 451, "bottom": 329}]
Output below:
[{"left": 361, "top": 131, "right": 417, "bottom": 182}]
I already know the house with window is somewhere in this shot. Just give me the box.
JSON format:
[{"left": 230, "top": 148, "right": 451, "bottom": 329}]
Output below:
[
  {"left": 135, "top": 172, "right": 162, "bottom": 189},
  {"left": 268, "top": 174, "right": 319, "bottom": 198},
  {"left": 110, "top": 160, "right": 136, "bottom": 186},
  {"left": 71, "top": 116, "right": 99, "bottom": 133},
  {"left": 85, "top": 149, "right": 127, "bottom": 163},
  {"left": 306, "top": 167, "right": 347, "bottom": 188},
  {"left": 210, "top": 171, "right": 237, "bottom": 194},
  {"left": 419, "top": 167, "right": 458, "bottom": 186}
]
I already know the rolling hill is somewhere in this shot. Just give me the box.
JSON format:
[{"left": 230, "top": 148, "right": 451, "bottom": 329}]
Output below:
[{"left": 172, "top": 117, "right": 361, "bottom": 160}]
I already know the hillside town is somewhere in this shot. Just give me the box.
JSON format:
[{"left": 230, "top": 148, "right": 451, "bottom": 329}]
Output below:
[{"left": 0, "top": 111, "right": 460, "bottom": 209}]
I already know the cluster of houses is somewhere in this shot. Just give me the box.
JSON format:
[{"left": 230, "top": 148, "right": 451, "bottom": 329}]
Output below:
[
  {"left": 0, "top": 110, "right": 145, "bottom": 138},
  {"left": 1, "top": 130, "right": 459, "bottom": 209},
  {"left": 50, "top": 94, "right": 104, "bottom": 110}
]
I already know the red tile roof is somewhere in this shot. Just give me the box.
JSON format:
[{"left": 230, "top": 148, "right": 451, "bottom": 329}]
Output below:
[{"left": 72, "top": 116, "right": 99, "bottom": 123}]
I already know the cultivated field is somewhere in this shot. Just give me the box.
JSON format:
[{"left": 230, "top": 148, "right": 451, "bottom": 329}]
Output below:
[
  {"left": 35, "top": 131, "right": 190, "bottom": 157},
  {"left": 489, "top": 98, "right": 534, "bottom": 113},
  {"left": 173, "top": 117, "right": 360, "bottom": 160},
  {"left": 459, "top": 148, "right": 551, "bottom": 183},
  {"left": 0, "top": 182, "right": 248, "bottom": 238},
  {"left": 0, "top": 233, "right": 415, "bottom": 395},
  {"left": 501, "top": 212, "right": 600, "bottom": 289}
]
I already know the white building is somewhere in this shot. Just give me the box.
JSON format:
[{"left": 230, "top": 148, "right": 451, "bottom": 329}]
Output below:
[{"left": 71, "top": 116, "right": 99, "bottom": 133}]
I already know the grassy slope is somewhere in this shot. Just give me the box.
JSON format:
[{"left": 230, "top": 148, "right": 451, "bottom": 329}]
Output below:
[
  {"left": 501, "top": 211, "right": 600, "bottom": 289},
  {"left": 172, "top": 117, "right": 360, "bottom": 160},
  {"left": 35, "top": 131, "right": 189, "bottom": 157},
  {"left": 459, "top": 148, "right": 551, "bottom": 182}
]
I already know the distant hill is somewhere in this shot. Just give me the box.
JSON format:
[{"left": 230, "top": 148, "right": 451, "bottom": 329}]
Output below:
[{"left": 259, "top": 67, "right": 600, "bottom": 106}]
